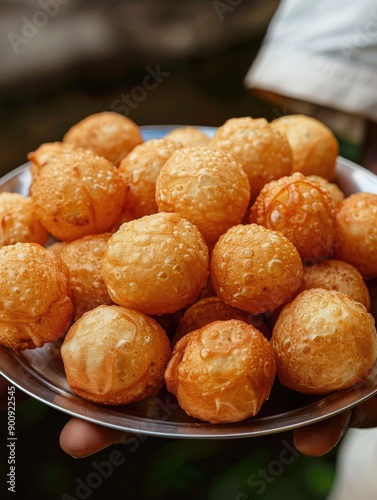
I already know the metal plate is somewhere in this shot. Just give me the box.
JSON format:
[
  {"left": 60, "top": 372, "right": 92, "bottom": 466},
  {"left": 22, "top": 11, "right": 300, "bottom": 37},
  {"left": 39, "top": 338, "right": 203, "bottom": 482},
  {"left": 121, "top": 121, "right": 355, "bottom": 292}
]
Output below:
[{"left": 1, "top": 125, "right": 377, "bottom": 439}]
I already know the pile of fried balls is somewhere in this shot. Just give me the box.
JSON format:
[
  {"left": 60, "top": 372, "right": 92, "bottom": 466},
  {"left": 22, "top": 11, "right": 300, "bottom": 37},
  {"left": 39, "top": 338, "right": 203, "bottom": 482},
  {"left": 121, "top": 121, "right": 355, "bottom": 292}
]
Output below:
[{"left": 0, "top": 111, "right": 376, "bottom": 424}]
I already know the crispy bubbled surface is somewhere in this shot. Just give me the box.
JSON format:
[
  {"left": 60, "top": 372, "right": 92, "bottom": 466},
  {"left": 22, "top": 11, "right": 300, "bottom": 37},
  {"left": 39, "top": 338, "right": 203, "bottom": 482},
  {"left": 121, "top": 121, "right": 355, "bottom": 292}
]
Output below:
[
  {"left": 61, "top": 305, "right": 171, "bottom": 405},
  {"left": 334, "top": 192, "right": 377, "bottom": 279},
  {"left": 271, "top": 288, "right": 377, "bottom": 394},
  {"left": 271, "top": 114, "right": 339, "bottom": 180},
  {"left": 118, "top": 138, "right": 183, "bottom": 220},
  {"left": 0, "top": 242, "right": 74, "bottom": 350},
  {"left": 164, "top": 319, "right": 276, "bottom": 423},
  {"left": 63, "top": 111, "right": 143, "bottom": 165},
  {"left": 58, "top": 233, "right": 114, "bottom": 320},
  {"left": 210, "top": 223, "right": 303, "bottom": 315},
  {"left": 208, "top": 116, "right": 293, "bottom": 202},
  {"left": 30, "top": 147, "right": 126, "bottom": 241},
  {"left": 296, "top": 259, "right": 371, "bottom": 311},
  {"left": 250, "top": 172, "right": 337, "bottom": 261},
  {"left": 102, "top": 212, "right": 209, "bottom": 316},
  {"left": 0, "top": 192, "right": 47, "bottom": 248},
  {"left": 155, "top": 146, "right": 250, "bottom": 244}
]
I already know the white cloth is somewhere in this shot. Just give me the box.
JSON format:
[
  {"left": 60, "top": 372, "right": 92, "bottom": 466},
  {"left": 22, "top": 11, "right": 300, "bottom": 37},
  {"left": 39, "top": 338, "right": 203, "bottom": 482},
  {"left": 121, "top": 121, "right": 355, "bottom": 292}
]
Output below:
[
  {"left": 245, "top": 0, "right": 377, "bottom": 123},
  {"left": 327, "top": 428, "right": 377, "bottom": 500}
]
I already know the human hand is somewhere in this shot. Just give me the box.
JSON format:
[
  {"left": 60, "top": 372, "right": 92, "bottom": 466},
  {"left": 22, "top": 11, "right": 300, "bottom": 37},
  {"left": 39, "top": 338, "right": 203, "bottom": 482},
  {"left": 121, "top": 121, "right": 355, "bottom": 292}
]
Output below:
[
  {"left": 59, "top": 395, "right": 377, "bottom": 458},
  {"left": 293, "top": 395, "right": 377, "bottom": 456}
]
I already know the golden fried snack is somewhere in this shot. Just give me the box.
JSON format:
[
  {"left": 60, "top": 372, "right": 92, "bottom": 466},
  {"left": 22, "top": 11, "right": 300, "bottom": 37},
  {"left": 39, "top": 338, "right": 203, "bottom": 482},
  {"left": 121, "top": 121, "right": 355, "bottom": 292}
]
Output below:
[
  {"left": 102, "top": 212, "right": 209, "bottom": 315},
  {"left": 118, "top": 138, "right": 183, "bottom": 220},
  {"left": 334, "top": 192, "right": 377, "bottom": 279},
  {"left": 164, "top": 126, "right": 210, "bottom": 146},
  {"left": 172, "top": 296, "right": 270, "bottom": 346},
  {"left": 250, "top": 172, "right": 336, "bottom": 261},
  {"left": 58, "top": 233, "right": 113, "bottom": 320},
  {"left": 63, "top": 111, "right": 143, "bottom": 165},
  {"left": 46, "top": 241, "right": 67, "bottom": 253},
  {"left": 27, "top": 141, "right": 76, "bottom": 180},
  {"left": 271, "top": 288, "right": 377, "bottom": 394},
  {"left": 0, "top": 242, "right": 74, "bottom": 350},
  {"left": 208, "top": 117, "right": 292, "bottom": 202},
  {"left": 30, "top": 148, "right": 126, "bottom": 241},
  {"left": 211, "top": 224, "right": 303, "bottom": 315},
  {"left": 271, "top": 114, "right": 339, "bottom": 180},
  {"left": 0, "top": 192, "right": 47, "bottom": 248},
  {"left": 297, "top": 259, "right": 371, "bottom": 311},
  {"left": 61, "top": 305, "right": 171, "bottom": 405},
  {"left": 155, "top": 147, "right": 250, "bottom": 244},
  {"left": 165, "top": 319, "right": 276, "bottom": 423},
  {"left": 306, "top": 175, "right": 345, "bottom": 208}
]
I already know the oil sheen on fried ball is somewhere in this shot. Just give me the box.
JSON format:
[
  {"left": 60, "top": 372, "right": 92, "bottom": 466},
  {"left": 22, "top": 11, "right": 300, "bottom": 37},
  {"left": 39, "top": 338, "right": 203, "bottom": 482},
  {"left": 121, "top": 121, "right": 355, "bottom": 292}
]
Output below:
[
  {"left": 0, "top": 242, "right": 74, "bottom": 350},
  {"left": 210, "top": 224, "right": 303, "bottom": 315},
  {"left": 61, "top": 305, "right": 171, "bottom": 405},
  {"left": 306, "top": 175, "right": 345, "bottom": 208},
  {"left": 118, "top": 138, "right": 183, "bottom": 220},
  {"left": 164, "top": 126, "right": 210, "bottom": 146},
  {"left": 208, "top": 116, "right": 292, "bottom": 202},
  {"left": 30, "top": 147, "right": 126, "bottom": 241},
  {"left": 155, "top": 146, "right": 250, "bottom": 244},
  {"left": 271, "top": 288, "right": 377, "bottom": 394},
  {"left": 0, "top": 192, "right": 47, "bottom": 248},
  {"left": 63, "top": 111, "right": 143, "bottom": 165},
  {"left": 58, "top": 233, "right": 114, "bottom": 320},
  {"left": 102, "top": 212, "right": 209, "bottom": 315},
  {"left": 172, "top": 295, "right": 270, "bottom": 346},
  {"left": 334, "top": 192, "right": 377, "bottom": 279},
  {"left": 250, "top": 172, "right": 336, "bottom": 261},
  {"left": 271, "top": 114, "right": 339, "bottom": 180},
  {"left": 164, "top": 319, "right": 276, "bottom": 423},
  {"left": 27, "top": 141, "right": 76, "bottom": 181},
  {"left": 296, "top": 259, "right": 371, "bottom": 311}
]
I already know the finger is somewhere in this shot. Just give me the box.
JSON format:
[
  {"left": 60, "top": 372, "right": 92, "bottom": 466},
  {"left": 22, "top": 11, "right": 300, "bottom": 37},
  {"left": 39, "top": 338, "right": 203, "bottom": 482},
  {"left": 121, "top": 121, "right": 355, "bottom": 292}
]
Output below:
[
  {"left": 292, "top": 410, "right": 352, "bottom": 457},
  {"left": 350, "top": 395, "right": 377, "bottom": 428},
  {"left": 59, "top": 417, "right": 132, "bottom": 458}
]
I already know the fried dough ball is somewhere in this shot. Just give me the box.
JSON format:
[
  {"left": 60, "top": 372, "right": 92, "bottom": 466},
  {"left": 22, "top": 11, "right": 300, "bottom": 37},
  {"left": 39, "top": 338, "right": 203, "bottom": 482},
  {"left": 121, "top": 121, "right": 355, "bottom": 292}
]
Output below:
[
  {"left": 334, "top": 192, "right": 377, "bottom": 279},
  {"left": 306, "top": 175, "right": 345, "bottom": 208},
  {"left": 250, "top": 172, "right": 336, "bottom": 261},
  {"left": 61, "top": 305, "right": 171, "bottom": 405},
  {"left": 27, "top": 141, "right": 76, "bottom": 180},
  {"left": 165, "top": 319, "right": 276, "bottom": 423},
  {"left": 208, "top": 117, "right": 292, "bottom": 202},
  {"left": 172, "top": 296, "right": 269, "bottom": 346},
  {"left": 155, "top": 147, "right": 250, "bottom": 244},
  {"left": 30, "top": 148, "right": 126, "bottom": 241},
  {"left": 58, "top": 233, "right": 113, "bottom": 320},
  {"left": 0, "top": 242, "right": 74, "bottom": 350},
  {"left": 118, "top": 139, "right": 183, "bottom": 220},
  {"left": 296, "top": 260, "right": 371, "bottom": 311},
  {"left": 164, "top": 126, "right": 210, "bottom": 146},
  {"left": 0, "top": 192, "right": 47, "bottom": 248},
  {"left": 63, "top": 111, "right": 143, "bottom": 165},
  {"left": 102, "top": 212, "right": 209, "bottom": 315},
  {"left": 271, "top": 288, "right": 377, "bottom": 394},
  {"left": 271, "top": 114, "right": 339, "bottom": 180},
  {"left": 211, "top": 224, "right": 303, "bottom": 315}
]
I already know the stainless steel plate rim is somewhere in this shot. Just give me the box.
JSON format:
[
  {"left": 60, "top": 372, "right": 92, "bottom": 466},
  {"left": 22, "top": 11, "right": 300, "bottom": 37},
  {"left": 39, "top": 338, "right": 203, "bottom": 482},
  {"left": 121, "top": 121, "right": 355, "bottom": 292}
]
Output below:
[{"left": 1, "top": 124, "right": 377, "bottom": 439}]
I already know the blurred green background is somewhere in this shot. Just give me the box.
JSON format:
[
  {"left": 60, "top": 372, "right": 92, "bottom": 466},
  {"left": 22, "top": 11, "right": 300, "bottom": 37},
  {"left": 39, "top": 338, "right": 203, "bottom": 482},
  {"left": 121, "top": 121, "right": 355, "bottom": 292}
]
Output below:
[{"left": 0, "top": 1, "right": 351, "bottom": 499}]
